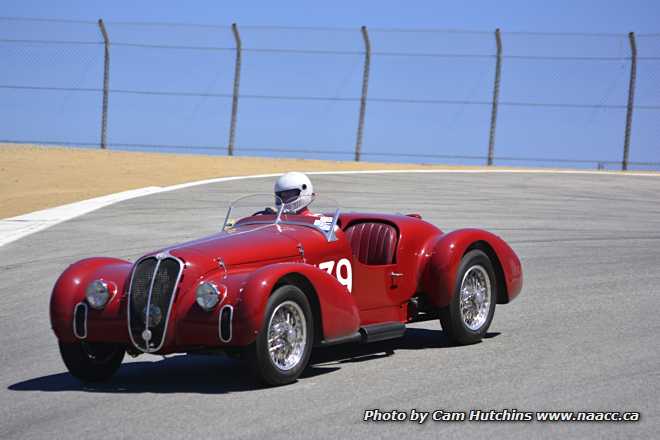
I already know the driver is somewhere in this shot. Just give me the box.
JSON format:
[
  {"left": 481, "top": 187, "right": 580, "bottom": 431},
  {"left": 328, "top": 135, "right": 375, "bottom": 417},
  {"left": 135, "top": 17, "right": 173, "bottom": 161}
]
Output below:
[{"left": 273, "top": 172, "right": 316, "bottom": 216}]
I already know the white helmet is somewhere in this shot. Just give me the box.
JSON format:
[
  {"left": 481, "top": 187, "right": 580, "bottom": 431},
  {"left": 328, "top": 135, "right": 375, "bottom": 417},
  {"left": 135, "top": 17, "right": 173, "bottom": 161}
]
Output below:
[{"left": 274, "top": 172, "right": 314, "bottom": 214}]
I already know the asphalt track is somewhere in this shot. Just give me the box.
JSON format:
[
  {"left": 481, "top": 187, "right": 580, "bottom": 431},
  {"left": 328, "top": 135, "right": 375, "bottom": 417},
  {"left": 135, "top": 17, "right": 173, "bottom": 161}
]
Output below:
[{"left": 1, "top": 172, "right": 659, "bottom": 439}]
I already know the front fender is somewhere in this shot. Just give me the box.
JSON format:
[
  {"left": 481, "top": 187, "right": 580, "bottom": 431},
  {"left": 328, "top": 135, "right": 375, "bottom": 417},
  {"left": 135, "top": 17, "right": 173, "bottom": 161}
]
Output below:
[
  {"left": 422, "top": 229, "right": 523, "bottom": 308},
  {"left": 235, "top": 263, "right": 361, "bottom": 346},
  {"left": 50, "top": 257, "right": 132, "bottom": 343}
]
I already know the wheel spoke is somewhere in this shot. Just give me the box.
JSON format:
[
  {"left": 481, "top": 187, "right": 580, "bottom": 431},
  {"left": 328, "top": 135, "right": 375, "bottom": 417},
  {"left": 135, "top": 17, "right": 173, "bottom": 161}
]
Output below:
[
  {"left": 266, "top": 300, "right": 307, "bottom": 371},
  {"left": 458, "top": 265, "right": 491, "bottom": 331}
]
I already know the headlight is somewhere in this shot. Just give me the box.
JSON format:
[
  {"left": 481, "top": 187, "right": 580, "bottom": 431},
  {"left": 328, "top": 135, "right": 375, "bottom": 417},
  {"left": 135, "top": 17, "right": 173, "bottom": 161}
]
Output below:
[
  {"left": 196, "top": 282, "right": 226, "bottom": 311},
  {"left": 85, "top": 280, "right": 110, "bottom": 309}
]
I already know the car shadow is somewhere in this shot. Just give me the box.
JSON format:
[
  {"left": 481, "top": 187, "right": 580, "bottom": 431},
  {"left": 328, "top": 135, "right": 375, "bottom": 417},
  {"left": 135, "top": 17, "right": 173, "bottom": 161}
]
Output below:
[
  {"left": 310, "top": 328, "right": 499, "bottom": 365},
  {"left": 8, "top": 328, "right": 499, "bottom": 394}
]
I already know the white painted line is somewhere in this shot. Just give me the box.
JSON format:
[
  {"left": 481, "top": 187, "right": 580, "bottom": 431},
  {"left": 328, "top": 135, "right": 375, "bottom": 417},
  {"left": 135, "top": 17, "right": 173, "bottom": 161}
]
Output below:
[
  {"left": 147, "top": 169, "right": 660, "bottom": 196},
  {"left": 1, "top": 168, "right": 658, "bottom": 247},
  {"left": 306, "top": 169, "right": 660, "bottom": 176},
  {"left": 0, "top": 187, "right": 161, "bottom": 247}
]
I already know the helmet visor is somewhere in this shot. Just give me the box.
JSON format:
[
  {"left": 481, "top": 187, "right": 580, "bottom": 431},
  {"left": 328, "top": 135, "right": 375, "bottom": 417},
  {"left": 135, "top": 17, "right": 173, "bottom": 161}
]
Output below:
[{"left": 276, "top": 189, "right": 301, "bottom": 204}]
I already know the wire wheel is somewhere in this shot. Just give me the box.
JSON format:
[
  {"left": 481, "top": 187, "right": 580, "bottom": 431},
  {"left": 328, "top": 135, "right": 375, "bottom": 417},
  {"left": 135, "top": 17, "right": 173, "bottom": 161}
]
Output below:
[
  {"left": 267, "top": 300, "right": 308, "bottom": 371},
  {"left": 459, "top": 265, "right": 492, "bottom": 331}
]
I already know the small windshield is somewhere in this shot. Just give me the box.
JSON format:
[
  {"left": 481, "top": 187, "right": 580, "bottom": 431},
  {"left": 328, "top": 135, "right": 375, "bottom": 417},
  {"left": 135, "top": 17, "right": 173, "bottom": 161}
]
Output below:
[{"left": 222, "top": 194, "right": 340, "bottom": 241}]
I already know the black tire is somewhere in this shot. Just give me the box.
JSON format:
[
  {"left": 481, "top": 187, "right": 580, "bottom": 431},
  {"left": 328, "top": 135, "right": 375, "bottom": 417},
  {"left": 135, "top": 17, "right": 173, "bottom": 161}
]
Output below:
[
  {"left": 58, "top": 341, "right": 125, "bottom": 382},
  {"left": 439, "top": 249, "right": 497, "bottom": 345},
  {"left": 246, "top": 285, "right": 314, "bottom": 386}
]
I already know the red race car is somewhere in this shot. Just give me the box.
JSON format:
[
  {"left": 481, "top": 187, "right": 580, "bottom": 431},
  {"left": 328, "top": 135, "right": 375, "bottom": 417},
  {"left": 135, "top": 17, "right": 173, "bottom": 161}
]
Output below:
[{"left": 50, "top": 193, "right": 522, "bottom": 386}]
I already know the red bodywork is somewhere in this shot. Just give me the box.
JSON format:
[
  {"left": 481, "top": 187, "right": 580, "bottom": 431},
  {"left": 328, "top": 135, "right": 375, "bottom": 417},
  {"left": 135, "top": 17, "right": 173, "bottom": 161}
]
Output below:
[{"left": 50, "top": 212, "right": 522, "bottom": 353}]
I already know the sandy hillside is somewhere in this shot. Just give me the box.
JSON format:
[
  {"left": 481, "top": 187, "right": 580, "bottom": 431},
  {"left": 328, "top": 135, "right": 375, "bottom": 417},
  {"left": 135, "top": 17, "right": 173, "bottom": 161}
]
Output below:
[{"left": 1, "top": 144, "right": 478, "bottom": 218}]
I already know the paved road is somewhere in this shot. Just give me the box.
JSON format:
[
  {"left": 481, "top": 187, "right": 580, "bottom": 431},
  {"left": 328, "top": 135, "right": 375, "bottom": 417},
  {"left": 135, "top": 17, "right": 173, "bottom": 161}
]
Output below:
[{"left": 1, "top": 172, "right": 659, "bottom": 439}]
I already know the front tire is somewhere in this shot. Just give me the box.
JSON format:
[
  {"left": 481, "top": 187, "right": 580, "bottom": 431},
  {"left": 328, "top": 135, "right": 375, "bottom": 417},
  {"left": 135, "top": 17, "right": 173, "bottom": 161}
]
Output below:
[
  {"left": 59, "top": 341, "right": 125, "bottom": 382},
  {"left": 440, "top": 249, "right": 497, "bottom": 345},
  {"left": 247, "top": 285, "right": 314, "bottom": 386}
]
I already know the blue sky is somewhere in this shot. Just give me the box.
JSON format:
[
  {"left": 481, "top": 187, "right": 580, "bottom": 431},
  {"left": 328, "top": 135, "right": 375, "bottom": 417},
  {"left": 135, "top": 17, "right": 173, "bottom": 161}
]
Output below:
[
  {"left": 1, "top": 1, "right": 659, "bottom": 168},
  {"left": 3, "top": 0, "right": 659, "bottom": 33}
]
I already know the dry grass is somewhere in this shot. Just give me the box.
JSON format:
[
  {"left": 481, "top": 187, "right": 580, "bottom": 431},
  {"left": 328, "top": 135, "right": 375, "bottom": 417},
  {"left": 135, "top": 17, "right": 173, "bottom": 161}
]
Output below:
[{"left": 1, "top": 143, "right": 486, "bottom": 218}]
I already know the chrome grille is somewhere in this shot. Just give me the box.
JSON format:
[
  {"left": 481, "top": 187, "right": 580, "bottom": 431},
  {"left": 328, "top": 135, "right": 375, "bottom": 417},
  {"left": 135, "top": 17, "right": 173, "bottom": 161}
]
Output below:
[{"left": 128, "top": 255, "right": 182, "bottom": 352}]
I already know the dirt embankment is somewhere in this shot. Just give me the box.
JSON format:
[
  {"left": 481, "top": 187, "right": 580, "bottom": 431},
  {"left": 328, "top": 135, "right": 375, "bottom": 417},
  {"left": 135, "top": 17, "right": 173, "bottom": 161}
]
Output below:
[{"left": 0, "top": 144, "right": 473, "bottom": 218}]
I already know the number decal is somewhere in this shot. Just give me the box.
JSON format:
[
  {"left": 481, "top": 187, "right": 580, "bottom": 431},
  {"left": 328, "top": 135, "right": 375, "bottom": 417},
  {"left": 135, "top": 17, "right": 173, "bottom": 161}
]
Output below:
[
  {"left": 336, "top": 258, "right": 353, "bottom": 293},
  {"left": 319, "top": 260, "right": 335, "bottom": 275},
  {"left": 318, "top": 258, "right": 352, "bottom": 293}
]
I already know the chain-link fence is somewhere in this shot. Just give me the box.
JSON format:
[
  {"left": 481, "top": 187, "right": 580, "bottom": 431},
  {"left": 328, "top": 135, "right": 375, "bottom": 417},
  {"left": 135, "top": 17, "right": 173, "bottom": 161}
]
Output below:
[{"left": 1, "top": 17, "right": 658, "bottom": 170}]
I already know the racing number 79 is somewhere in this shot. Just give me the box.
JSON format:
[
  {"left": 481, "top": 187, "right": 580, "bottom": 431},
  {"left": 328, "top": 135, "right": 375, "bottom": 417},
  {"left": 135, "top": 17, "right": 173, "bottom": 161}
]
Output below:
[{"left": 318, "top": 258, "right": 352, "bottom": 293}]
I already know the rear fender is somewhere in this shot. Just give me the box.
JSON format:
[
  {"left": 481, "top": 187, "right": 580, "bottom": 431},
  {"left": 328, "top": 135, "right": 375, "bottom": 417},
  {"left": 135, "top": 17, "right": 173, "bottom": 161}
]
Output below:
[
  {"left": 422, "top": 229, "right": 522, "bottom": 308},
  {"left": 234, "top": 263, "right": 360, "bottom": 346},
  {"left": 50, "top": 257, "right": 132, "bottom": 343}
]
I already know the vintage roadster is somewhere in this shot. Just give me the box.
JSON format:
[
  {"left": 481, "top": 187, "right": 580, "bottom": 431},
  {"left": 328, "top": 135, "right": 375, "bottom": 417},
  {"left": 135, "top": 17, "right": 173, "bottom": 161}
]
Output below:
[{"left": 50, "top": 194, "right": 522, "bottom": 385}]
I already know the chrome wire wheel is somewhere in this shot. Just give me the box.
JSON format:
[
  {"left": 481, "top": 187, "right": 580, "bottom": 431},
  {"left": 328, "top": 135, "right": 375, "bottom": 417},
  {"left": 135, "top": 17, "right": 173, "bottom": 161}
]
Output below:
[
  {"left": 267, "top": 300, "right": 307, "bottom": 371},
  {"left": 459, "top": 265, "right": 492, "bottom": 331}
]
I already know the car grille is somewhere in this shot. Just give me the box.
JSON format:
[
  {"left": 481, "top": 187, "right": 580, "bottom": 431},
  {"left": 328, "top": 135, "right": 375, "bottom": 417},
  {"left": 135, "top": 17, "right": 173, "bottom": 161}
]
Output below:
[{"left": 128, "top": 255, "right": 182, "bottom": 352}]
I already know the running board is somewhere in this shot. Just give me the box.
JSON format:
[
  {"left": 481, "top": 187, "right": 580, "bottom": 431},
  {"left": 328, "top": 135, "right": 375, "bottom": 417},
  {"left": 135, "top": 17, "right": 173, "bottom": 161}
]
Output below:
[{"left": 319, "top": 322, "right": 407, "bottom": 346}]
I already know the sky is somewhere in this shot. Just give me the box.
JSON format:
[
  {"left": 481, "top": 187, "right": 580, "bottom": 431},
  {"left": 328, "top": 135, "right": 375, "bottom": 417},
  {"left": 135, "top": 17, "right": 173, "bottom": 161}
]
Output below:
[
  {"left": 3, "top": 0, "right": 659, "bottom": 33},
  {"left": 1, "top": 0, "right": 659, "bottom": 169}
]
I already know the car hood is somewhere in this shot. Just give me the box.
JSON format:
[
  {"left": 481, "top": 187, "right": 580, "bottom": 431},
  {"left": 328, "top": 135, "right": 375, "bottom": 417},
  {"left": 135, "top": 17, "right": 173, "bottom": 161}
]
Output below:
[{"left": 160, "top": 224, "right": 301, "bottom": 275}]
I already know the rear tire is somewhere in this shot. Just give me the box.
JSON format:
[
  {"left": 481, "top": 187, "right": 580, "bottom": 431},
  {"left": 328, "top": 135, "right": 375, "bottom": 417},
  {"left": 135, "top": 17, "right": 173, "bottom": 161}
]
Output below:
[
  {"left": 59, "top": 341, "right": 125, "bottom": 382},
  {"left": 246, "top": 285, "right": 313, "bottom": 386},
  {"left": 440, "top": 249, "right": 497, "bottom": 345}
]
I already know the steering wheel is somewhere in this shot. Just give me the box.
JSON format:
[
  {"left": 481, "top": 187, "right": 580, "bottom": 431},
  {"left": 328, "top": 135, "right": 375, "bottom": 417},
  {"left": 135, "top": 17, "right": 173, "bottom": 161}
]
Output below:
[{"left": 252, "top": 207, "right": 277, "bottom": 216}]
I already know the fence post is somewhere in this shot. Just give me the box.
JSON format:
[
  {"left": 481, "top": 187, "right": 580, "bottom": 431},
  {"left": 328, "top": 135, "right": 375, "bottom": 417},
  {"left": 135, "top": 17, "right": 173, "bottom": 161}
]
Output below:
[
  {"left": 98, "top": 19, "right": 110, "bottom": 150},
  {"left": 228, "top": 23, "right": 242, "bottom": 156},
  {"left": 487, "top": 28, "right": 502, "bottom": 166},
  {"left": 355, "top": 25, "right": 371, "bottom": 162},
  {"left": 622, "top": 32, "right": 637, "bottom": 171}
]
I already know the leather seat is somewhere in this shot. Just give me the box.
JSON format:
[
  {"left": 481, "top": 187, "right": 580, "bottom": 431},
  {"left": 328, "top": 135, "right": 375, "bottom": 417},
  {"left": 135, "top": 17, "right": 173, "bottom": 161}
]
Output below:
[{"left": 345, "top": 222, "right": 398, "bottom": 265}]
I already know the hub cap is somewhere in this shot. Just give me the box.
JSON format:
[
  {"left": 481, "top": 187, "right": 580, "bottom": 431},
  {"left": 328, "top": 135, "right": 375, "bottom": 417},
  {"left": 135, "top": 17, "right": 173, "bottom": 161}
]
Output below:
[
  {"left": 459, "top": 265, "right": 491, "bottom": 331},
  {"left": 267, "top": 301, "right": 307, "bottom": 371}
]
